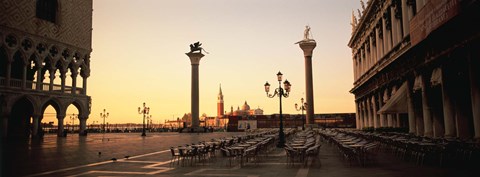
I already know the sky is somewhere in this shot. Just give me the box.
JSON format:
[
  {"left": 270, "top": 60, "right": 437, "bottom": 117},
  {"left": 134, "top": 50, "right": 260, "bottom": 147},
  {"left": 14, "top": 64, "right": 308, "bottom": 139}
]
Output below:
[{"left": 44, "top": 0, "right": 362, "bottom": 125}]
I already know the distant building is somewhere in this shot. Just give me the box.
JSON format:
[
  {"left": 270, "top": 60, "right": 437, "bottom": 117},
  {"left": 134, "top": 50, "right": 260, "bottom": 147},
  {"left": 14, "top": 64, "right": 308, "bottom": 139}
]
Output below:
[
  {"left": 1, "top": 0, "right": 93, "bottom": 139},
  {"left": 227, "top": 113, "right": 355, "bottom": 132},
  {"left": 349, "top": 0, "right": 480, "bottom": 138}
]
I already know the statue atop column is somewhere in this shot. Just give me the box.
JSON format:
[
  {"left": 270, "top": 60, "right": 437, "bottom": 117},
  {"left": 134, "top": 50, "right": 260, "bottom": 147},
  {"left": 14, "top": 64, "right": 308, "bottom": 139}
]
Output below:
[
  {"left": 189, "top": 41, "right": 209, "bottom": 54},
  {"left": 296, "top": 25, "right": 315, "bottom": 44}
]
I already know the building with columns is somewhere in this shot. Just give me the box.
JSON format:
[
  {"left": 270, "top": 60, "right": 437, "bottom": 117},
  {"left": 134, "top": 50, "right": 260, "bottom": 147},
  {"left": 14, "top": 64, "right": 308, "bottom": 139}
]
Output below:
[
  {"left": 349, "top": 0, "right": 480, "bottom": 139},
  {"left": 0, "top": 0, "right": 92, "bottom": 139}
]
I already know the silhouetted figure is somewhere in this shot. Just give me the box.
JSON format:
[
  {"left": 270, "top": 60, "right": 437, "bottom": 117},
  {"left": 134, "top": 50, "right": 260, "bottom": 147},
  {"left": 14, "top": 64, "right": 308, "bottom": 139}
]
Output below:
[
  {"left": 124, "top": 155, "right": 130, "bottom": 159},
  {"left": 111, "top": 158, "right": 117, "bottom": 162}
]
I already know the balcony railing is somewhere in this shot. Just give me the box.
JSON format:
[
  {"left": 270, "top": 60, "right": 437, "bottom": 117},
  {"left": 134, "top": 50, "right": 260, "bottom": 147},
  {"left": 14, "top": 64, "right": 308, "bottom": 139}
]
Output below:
[{"left": 0, "top": 77, "right": 84, "bottom": 95}]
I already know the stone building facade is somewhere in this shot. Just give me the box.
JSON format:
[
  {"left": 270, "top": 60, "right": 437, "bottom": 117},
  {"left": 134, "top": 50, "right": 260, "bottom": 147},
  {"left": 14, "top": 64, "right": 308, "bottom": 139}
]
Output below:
[
  {"left": 0, "top": 0, "right": 93, "bottom": 138},
  {"left": 349, "top": 0, "right": 480, "bottom": 139}
]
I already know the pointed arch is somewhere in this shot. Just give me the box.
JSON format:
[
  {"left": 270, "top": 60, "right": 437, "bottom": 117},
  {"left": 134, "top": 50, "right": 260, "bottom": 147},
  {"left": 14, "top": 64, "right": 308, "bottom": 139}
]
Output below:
[
  {"left": 41, "top": 97, "right": 63, "bottom": 116},
  {"left": 8, "top": 96, "right": 35, "bottom": 139}
]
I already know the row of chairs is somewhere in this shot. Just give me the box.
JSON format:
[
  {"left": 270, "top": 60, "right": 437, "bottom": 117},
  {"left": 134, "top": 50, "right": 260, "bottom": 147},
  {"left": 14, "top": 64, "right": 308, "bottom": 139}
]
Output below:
[
  {"left": 320, "top": 129, "right": 379, "bottom": 167},
  {"left": 284, "top": 130, "right": 322, "bottom": 167}
]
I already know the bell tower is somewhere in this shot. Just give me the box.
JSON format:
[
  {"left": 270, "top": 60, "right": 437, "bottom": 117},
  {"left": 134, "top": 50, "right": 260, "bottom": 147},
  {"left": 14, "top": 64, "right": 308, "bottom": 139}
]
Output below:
[{"left": 217, "top": 84, "right": 224, "bottom": 117}]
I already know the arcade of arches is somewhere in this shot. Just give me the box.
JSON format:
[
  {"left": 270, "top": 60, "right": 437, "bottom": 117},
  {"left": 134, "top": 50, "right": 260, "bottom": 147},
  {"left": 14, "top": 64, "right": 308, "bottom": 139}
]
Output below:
[{"left": 1, "top": 30, "right": 91, "bottom": 139}]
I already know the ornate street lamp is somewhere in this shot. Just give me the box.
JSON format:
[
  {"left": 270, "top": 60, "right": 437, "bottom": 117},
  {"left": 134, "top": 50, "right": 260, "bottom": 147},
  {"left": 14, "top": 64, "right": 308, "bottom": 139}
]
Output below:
[
  {"left": 138, "top": 102, "right": 150, "bottom": 136},
  {"left": 295, "top": 98, "right": 308, "bottom": 131},
  {"left": 70, "top": 113, "right": 77, "bottom": 133},
  {"left": 264, "top": 71, "right": 291, "bottom": 148},
  {"left": 100, "top": 109, "right": 109, "bottom": 133}
]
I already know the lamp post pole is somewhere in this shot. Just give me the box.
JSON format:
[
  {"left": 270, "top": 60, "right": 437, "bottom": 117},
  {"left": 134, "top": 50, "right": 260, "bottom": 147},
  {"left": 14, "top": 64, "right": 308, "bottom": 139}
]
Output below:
[
  {"left": 100, "top": 109, "right": 109, "bottom": 133},
  {"left": 138, "top": 102, "right": 150, "bottom": 136},
  {"left": 70, "top": 113, "right": 77, "bottom": 133},
  {"left": 264, "top": 71, "right": 291, "bottom": 148},
  {"left": 295, "top": 98, "right": 307, "bottom": 130}
]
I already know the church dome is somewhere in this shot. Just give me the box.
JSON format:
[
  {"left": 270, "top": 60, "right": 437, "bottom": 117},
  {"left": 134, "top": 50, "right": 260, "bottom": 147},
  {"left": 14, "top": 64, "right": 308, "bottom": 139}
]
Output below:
[{"left": 242, "top": 101, "right": 250, "bottom": 111}]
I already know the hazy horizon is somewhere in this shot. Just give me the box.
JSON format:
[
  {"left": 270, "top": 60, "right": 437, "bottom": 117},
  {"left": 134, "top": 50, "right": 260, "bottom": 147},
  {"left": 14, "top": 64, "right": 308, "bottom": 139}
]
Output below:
[{"left": 42, "top": 0, "right": 361, "bottom": 124}]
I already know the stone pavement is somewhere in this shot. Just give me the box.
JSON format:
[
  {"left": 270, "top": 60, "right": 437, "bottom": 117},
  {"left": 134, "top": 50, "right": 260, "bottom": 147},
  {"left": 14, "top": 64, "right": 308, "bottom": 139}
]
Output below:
[{"left": 1, "top": 132, "right": 477, "bottom": 177}]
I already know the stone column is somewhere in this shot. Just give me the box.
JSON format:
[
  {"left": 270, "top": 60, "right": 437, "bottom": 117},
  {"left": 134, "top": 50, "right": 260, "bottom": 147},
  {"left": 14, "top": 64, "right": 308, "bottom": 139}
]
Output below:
[
  {"left": 32, "top": 114, "right": 41, "bottom": 137},
  {"left": 372, "top": 95, "right": 378, "bottom": 128},
  {"left": 382, "top": 16, "right": 389, "bottom": 56},
  {"left": 414, "top": 94, "right": 425, "bottom": 136},
  {"left": 71, "top": 70, "right": 78, "bottom": 94},
  {"left": 442, "top": 68, "right": 456, "bottom": 137},
  {"left": 60, "top": 70, "right": 66, "bottom": 93},
  {"left": 469, "top": 53, "right": 480, "bottom": 139},
  {"left": 49, "top": 68, "right": 55, "bottom": 91},
  {"left": 82, "top": 77, "right": 87, "bottom": 95},
  {"left": 299, "top": 41, "right": 317, "bottom": 125},
  {"left": 366, "top": 98, "right": 372, "bottom": 127},
  {"left": 370, "top": 34, "right": 377, "bottom": 64},
  {"left": 78, "top": 116, "right": 88, "bottom": 136},
  {"left": 186, "top": 52, "right": 205, "bottom": 128},
  {"left": 407, "top": 80, "right": 416, "bottom": 134},
  {"left": 35, "top": 66, "right": 43, "bottom": 91},
  {"left": 57, "top": 115, "right": 66, "bottom": 137},
  {"left": 390, "top": 5, "right": 399, "bottom": 47},
  {"left": 353, "top": 58, "right": 357, "bottom": 81},
  {"left": 421, "top": 75, "right": 433, "bottom": 137},
  {"left": 376, "top": 26, "right": 383, "bottom": 59},
  {"left": 81, "top": 69, "right": 89, "bottom": 95},
  {"left": 401, "top": 0, "right": 411, "bottom": 36},
  {"left": 361, "top": 49, "right": 366, "bottom": 74},
  {"left": 363, "top": 100, "right": 368, "bottom": 127},
  {"left": 378, "top": 91, "right": 386, "bottom": 127},
  {"left": 355, "top": 101, "right": 361, "bottom": 129},
  {"left": 359, "top": 102, "right": 365, "bottom": 129}
]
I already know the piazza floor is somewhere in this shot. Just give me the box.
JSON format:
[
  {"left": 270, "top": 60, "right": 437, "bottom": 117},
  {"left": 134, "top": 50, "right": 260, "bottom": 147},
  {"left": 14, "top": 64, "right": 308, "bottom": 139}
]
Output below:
[{"left": 0, "top": 132, "right": 477, "bottom": 177}]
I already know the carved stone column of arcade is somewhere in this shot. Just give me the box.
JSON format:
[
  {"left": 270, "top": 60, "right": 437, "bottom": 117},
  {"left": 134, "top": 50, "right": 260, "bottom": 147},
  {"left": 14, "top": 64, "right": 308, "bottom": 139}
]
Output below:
[
  {"left": 421, "top": 74, "right": 433, "bottom": 137},
  {"left": 60, "top": 68, "right": 66, "bottom": 93},
  {"left": 299, "top": 41, "right": 316, "bottom": 125},
  {"left": 376, "top": 91, "right": 383, "bottom": 127},
  {"left": 81, "top": 70, "right": 89, "bottom": 95},
  {"left": 57, "top": 114, "right": 66, "bottom": 137},
  {"left": 365, "top": 96, "right": 373, "bottom": 127},
  {"left": 358, "top": 101, "right": 364, "bottom": 129},
  {"left": 442, "top": 65, "right": 456, "bottom": 137},
  {"left": 355, "top": 101, "right": 361, "bottom": 129},
  {"left": 401, "top": 0, "right": 412, "bottom": 37},
  {"left": 469, "top": 52, "right": 480, "bottom": 139},
  {"left": 71, "top": 70, "right": 78, "bottom": 94},
  {"left": 186, "top": 52, "right": 205, "bottom": 129},
  {"left": 372, "top": 95, "right": 379, "bottom": 128},
  {"left": 363, "top": 100, "right": 368, "bottom": 127},
  {"left": 32, "top": 113, "right": 41, "bottom": 138},
  {"left": 35, "top": 65, "right": 43, "bottom": 91},
  {"left": 390, "top": 4, "right": 399, "bottom": 47},
  {"left": 383, "top": 89, "right": 393, "bottom": 127},
  {"left": 407, "top": 80, "right": 416, "bottom": 134},
  {"left": 78, "top": 115, "right": 88, "bottom": 136},
  {"left": 376, "top": 23, "right": 384, "bottom": 59},
  {"left": 49, "top": 67, "right": 56, "bottom": 91}
]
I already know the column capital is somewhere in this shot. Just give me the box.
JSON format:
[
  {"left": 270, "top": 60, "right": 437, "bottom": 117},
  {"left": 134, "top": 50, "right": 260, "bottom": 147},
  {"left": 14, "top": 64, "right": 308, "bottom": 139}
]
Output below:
[
  {"left": 298, "top": 41, "right": 317, "bottom": 57},
  {"left": 186, "top": 52, "right": 205, "bottom": 65}
]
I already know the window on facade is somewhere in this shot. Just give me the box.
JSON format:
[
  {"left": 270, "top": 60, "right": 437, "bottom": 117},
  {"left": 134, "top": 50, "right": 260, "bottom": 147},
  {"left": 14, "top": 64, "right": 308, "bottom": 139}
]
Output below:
[{"left": 36, "top": 0, "right": 57, "bottom": 23}]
